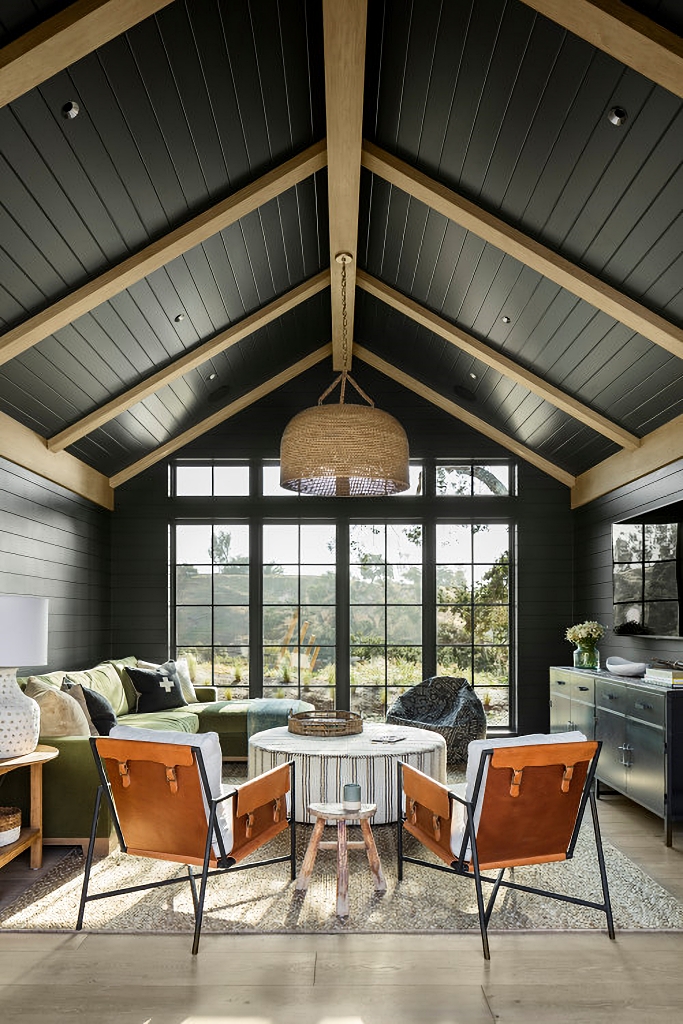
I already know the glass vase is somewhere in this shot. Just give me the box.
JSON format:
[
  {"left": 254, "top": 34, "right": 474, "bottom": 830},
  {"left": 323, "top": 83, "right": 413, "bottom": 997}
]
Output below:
[{"left": 573, "top": 645, "right": 599, "bottom": 671}]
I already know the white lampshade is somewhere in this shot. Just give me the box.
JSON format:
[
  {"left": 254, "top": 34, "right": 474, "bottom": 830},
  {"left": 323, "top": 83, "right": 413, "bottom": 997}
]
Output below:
[{"left": 0, "top": 594, "right": 49, "bottom": 668}]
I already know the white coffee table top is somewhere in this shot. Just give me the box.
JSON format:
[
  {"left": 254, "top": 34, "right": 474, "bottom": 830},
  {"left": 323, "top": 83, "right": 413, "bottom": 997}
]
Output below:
[{"left": 249, "top": 721, "right": 445, "bottom": 755}]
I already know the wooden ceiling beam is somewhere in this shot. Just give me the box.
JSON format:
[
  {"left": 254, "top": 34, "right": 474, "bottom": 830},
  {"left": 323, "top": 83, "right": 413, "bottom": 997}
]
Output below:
[
  {"left": 109, "top": 344, "right": 333, "bottom": 488},
  {"left": 520, "top": 0, "right": 683, "bottom": 100},
  {"left": 0, "top": 0, "right": 175, "bottom": 109},
  {"left": 0, "top": 410, "right": 113, "bottom": 509},
  {"left": 48, "top": 271, "right": 330, "bottom": 452},
  {"left": 0, "top": 141, "right": 327, "bottom": 366},
  {"left": 354, "top": 345, "right": 575, "bottom": 488},
  {"left": 362, "top": 142, "right": 683, "bottom": 360},
  {"left": 323, "top": 0, "right": 367, "bottom": 371},
  {"left": 571, "top": 411, "right": 683, "bottom": 507},
  {"left": 358, "top": 271, "right": 640, "bottom": 451}
]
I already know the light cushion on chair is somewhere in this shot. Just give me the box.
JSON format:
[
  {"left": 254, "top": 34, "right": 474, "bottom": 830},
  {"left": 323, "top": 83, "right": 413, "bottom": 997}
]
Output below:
[
  {"left": 451, "top": 731, "right": 587, "bottom": 857},
  {"left": 108, "top": 725, "right": 233, "bottom": 855}
]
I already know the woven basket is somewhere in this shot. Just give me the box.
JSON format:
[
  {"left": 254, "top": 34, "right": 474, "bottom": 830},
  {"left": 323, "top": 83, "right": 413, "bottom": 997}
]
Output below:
[
  {"left": 288, "top": 710, "right": 363, "bottom": 737},
  {"left": 0, "top": 806, "right": 21, "bottom": 848}
]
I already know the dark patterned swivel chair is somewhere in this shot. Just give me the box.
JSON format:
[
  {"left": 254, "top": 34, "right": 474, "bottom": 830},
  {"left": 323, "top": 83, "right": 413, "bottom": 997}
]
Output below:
[{"left": 386, "top": 676, "right": 486, "bottom": 765}]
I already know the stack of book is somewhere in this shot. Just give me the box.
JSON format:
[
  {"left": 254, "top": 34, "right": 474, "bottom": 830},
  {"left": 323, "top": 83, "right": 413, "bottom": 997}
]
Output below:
[{"left": 643, "top": 665, "right": 683, "bottom": 685}]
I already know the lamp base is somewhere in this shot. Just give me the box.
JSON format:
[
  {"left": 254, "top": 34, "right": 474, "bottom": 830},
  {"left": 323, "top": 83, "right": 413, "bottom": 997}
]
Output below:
[{"left": 0, "top": 667, "right": 41, "bottom": 759}]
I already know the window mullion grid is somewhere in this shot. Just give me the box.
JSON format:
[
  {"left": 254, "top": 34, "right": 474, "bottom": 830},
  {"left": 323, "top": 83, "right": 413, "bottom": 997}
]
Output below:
[
  {"left": 337, "top": 519, "right": 350, "bottom": 711},
  {"left": 249, "top": 517, "right": 263, "bottom": 697}
]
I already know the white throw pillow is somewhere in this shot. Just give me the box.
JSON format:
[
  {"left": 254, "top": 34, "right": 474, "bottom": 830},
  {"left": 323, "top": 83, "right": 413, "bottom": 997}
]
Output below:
[
  {"left": 107, "top": 725, "right": 233, "bottom": 855},
  {"left": 25, "top": 677, "right": 91, "bottom": 737}
]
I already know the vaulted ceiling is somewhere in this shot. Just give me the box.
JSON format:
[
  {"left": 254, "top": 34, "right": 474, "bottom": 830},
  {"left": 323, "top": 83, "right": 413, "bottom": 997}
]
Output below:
[{"left": 0, "top": 0, "right": 682, "bottom": 511}]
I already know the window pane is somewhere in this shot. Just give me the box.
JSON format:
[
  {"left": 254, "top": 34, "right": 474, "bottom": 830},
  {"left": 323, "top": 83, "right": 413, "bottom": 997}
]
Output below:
[
  {"left": 387, "top": 564, "right": 422, "bottom": 603},
  {"left": 263, "top": 605, "right": 298, "bottom": 645},
  {"left": 214, "top": 464, "right": 249, "bottom": 496},
  {"left": 300, "top": 567, "right": 336, "bottom": 604},
  {"left": 350, "top": 524, "right": 385, "bottom": 562},
  {"left": 176, "top": 567, "right": 211, "bottom": 604},
  {"left": 214, "top": 647, "right": 249, "bottom": 688},
  {"left": 214, "top": 606, "right": 249, "bottom": 645},
  {"left": 350, "top": 564, "right": 385, "bottom": 603},
  {"left": 437, "top": 606, "right": 471, "bottom": 644},
  {"left": 614, "top": 563, "right": 642, "bottom": 603},
  {"left": 350, "top": 650, "right": 385, "bottom": 686},
  {"left": 350, "top": 685, "right": 386, "bottom": 720},
  {"left": 436, "top": 524, "right": 471, "bottom": 561},
  {"left": 474, "top": 606, "right": 508, "bottom": 644},
  {"left": 472, "top": 465, "right": 509, "bottom": 496},
  {"left": 176, "top": 524, "right": 212, "bottom": 564},
  {"left": 300, "top": 605, "right": 335, "bottom": 645},
  {"left": 176, "top": 465, "right": 212, "bottom": 496},
  {"left": 300, "top": 524, "right": 336, "bottom": 563},
  {"left": 386, "top": 524, "right": 422, "bottom": 563},
  {"left": 437, "top": 565, "right": 472, "bottom": 602},
  {"left": 473, "top": 525, "right": 508, "bottom": 562},
  {"left": 177, "top": 647, "right": 212, "bottom": 684},
  {"left": 263, "top": 568, "right": 298, "bottom": 604},
  {"left": 350, "top": 605, "right": 385, "bottom": 640},
  {"left": 474, "top": 646, "right": 509, "bottom": 687},
  {"left": 613, "top": 524, "right": 642, "bottom": 562},
  {"left": 436, "top": 464, "right": 471, "bottom": 495},
  {"left": 387, "top": 605, "right": 421, "bottom": 644},
  {"left": 387, "top": 647, "right": 422, "bottom": 685},
  {"left": 176, "top": 607, "right": 211, "bottom": 645},
  {"left": 263, "top": 524, "right": 299, "bottom": 564},
  {"left": 645, "top": 523, "right": 677, "bottom": 561},
  {"left": 645, "top": 602, "right": 679, "bottom": 635},
  {"left": 396, "top": 463, "right": 424, "bottom": 497},
  {"left": 474, "top": 563, "right": 509, "bottom": 602},
  {"left": 213, "top": 524, "right": 249, "bottom": 562},
  {"left": 644, "top": 561, "right": 677, "bottom": 600},
  {"left": 436, "top": 646, "right": 472, "bottom": 678},
  {"left": 214, "top": 565, "right": 249, "bottom": 603},
  {"left": 263, "top": 464, "right": 297, "bottom": 497}
]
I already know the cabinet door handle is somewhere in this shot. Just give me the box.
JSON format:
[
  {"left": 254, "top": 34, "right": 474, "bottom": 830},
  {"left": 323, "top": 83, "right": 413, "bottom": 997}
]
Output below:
[
  {"left": 606, "top": 694, "right": 618, "bottom": 701},
  {"left": 577, "top": 686, "right": 590, "bottom": 691},
  {"left": 556, "top": 680, "right": 567, "bottom": 686},
  {"left": 634, "top": 702, "right": 652, "bottom": 711}
]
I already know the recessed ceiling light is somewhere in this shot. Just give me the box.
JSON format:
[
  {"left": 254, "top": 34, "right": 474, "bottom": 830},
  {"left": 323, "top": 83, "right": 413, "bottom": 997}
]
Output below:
[
  {"left": 501, "top": 316, "right": 511, "bottom": 324},
  {"left": 207, "top": 372, "right": 217, "bottom": 381},
  {"left": 61, "top": 101, "right": 79, "bottom": 119},
  {"left": 469, "top": 371, "right": 477, "bottom": 380},
  {"left": 608, "top": 106, "right": 627, "bottom": 126},
  {"left": 174, "top": 313, "right": 185, "bottom": 323}
]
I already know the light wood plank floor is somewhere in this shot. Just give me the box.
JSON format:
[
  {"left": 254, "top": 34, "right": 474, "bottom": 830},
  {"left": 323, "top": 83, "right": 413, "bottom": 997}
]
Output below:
[{"left": 1, "top": 792, "right": 682, "bottom": 1023}]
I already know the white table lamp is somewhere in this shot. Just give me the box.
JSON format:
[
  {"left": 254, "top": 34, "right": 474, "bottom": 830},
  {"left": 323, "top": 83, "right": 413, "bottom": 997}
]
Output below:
[{"left": 0, "top": 594, "right": 48, "bottom": 759}]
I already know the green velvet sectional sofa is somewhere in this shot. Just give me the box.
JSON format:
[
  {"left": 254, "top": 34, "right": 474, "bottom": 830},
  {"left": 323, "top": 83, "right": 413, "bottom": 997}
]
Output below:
[{"left": 5, "top": 656, "right": 312, "bottom": 856}]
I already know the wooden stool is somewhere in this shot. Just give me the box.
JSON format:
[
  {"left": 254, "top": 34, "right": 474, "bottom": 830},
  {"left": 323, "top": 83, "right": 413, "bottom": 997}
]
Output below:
[{"left": 295, "top": 802, "right": 387, "bottom": 917}]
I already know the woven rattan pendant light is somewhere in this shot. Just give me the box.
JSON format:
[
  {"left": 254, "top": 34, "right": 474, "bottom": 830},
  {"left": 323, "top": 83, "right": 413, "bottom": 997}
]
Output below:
[{"left": 280, "top": 253, "right": 410, "bottom": 496}]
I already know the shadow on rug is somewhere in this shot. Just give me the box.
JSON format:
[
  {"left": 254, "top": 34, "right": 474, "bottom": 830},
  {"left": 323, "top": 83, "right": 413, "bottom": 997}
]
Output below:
[{"left": 1, "top": 823, "right": 681, "bottom": 935}]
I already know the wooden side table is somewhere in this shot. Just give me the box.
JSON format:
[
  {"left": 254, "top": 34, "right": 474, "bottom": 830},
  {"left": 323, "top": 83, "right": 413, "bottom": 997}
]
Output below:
[
  {"left": 0, "top": 744, "right": 59, "bottom": 870},
  {"left": 295, "top": 801, "right": 387, "bottom": 917}
]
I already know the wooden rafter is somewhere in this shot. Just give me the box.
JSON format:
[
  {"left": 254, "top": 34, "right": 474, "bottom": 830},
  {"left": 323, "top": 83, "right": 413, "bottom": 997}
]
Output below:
[
  {"left": 521, "top": 0, "right": 683, "bottom": 100},
  {"left": 109, "top": 345, "right": 333, "bottom": 488},
  {"left": 48, "top": 271, "right": 330, "bottom": 452},
  {"left": 0, "top": 410, "right": 113, "bottom": 509},
  {"left": 358, "top": 271, "right": 640, "bottom": 452},
  {"left": 572, "top": 411, "right": 683, "bottom": 508},
  {"left": 354, "top": 345, "right": 575, "bottom": 488},
  {"left": 362, "top": 142, "right": 683, "bottom": 360},
  {"left": 323, "top": 0, "right": 367, "bottom": 371},
  {"left": 0, "top": 0, "right": 175, "bottom": 109},
  {"left": 0, "top": 141, "right": 327, "bottom": 366}
]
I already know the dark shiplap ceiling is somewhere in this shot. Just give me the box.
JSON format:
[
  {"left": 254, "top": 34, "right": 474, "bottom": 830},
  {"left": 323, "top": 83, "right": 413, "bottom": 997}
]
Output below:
[{"left": 0, "top": 0, "right": 682, "bottom": 504}]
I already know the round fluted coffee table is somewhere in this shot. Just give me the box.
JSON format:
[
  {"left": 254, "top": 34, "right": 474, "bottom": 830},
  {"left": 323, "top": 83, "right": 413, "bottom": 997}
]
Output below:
[{"left": 248, "top": 721, "right": 447, "bottom": 823}]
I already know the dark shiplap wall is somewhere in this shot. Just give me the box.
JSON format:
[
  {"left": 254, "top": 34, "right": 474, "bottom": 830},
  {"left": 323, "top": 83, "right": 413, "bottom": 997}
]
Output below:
[
  {"left": 573, "top": 457, "right": 683, "bottom": 666},
  {"left": 112, "top": 364, "right": 573, "bottom": 733},
  {"left": 0, "top": 457, "right": 111, "bottom": 672}
]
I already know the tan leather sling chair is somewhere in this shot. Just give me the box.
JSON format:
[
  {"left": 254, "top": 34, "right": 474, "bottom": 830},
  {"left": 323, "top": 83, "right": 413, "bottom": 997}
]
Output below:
[
  {"left": 77, "top": 730, "right": 295, "bottom": 954},
  {"left": 398, "top": 735, "right": 614, "bottom": 959}
]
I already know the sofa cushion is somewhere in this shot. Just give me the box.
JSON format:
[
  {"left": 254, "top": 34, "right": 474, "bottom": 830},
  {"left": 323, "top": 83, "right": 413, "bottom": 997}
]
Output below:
[
  {"left": 125, "top": 663, "right": 187, "bottom": 714},
  {"left": 83, "top": 663, "right": 130, "bottom": 717},
  {"left": 103, "top": 657, "right": 139, "bottom": 713},
  {"left": 108, "top": 725, "right": 233, "bottom": 855},
  {"left": 117, "top": 710, "right": 200, "bottom": 733},
  {"left": 25, "top": 677, "right": 91, "bottom": 737},
  {"left": 60, "top": 680, "right": 98, "bottom": 735},
  {"left": 63, "top": 677, "right": 118, "bottom": 736},
  {"left": 138, "top": 657, "right": 197, "bottom": 704}
]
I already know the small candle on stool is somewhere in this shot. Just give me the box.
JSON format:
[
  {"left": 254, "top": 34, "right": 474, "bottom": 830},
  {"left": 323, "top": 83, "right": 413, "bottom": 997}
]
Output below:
[{"left": 342, "top": 783, "right": 361, "bottom": 812}]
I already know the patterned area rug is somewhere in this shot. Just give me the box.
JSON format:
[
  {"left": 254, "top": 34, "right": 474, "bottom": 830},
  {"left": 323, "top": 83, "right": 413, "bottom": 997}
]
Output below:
[{"left": 1, "top": 822, "right": 682, "bottom": 935}]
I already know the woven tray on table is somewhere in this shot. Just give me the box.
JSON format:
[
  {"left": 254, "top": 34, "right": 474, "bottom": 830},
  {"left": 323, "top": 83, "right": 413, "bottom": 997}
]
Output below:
[
  {"left": 0, "top": 806, "right": 21, "bottom": 848},
  {"left": 288, "top": 710, "right": 363, "bottom": 736}
]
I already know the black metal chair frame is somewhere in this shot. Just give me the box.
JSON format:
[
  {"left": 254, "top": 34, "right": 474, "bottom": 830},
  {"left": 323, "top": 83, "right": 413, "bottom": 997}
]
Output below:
[
  {"left": 77, "top": 736, "right": 296, "bottom": 954},
  {"left": 397, "top": 742, "right": 615, "bottom": 959}
]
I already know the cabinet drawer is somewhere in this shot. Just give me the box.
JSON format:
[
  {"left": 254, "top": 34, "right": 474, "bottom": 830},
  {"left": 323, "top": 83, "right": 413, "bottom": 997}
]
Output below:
[
  {"left": 570, "top": 677, "right": 594, "bottom": 702},
  {"left": 549, "top": 669, "right": 573, "bottom": 693},
  {"left": 595, "top": 678, "right": 626, "bottom": 712},
  {"left": 625, "top": 688, "right": 665, "bottom": 727}
]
